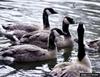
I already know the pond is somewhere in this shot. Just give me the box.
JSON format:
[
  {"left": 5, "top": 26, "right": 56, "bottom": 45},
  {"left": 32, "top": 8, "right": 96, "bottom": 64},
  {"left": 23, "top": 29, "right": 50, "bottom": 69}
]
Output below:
[{"left": 0, "top": 0, "right": 100, "bottom": 77}]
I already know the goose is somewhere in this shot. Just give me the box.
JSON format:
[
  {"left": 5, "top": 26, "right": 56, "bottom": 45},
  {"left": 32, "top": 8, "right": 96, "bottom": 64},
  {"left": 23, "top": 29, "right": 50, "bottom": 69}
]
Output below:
[
  {"left": 87, "top": 38, "right": 100, "bottom": 52},
  {"left": 0, "top": 26, "right": 27, "bottom": 44},
  {"left": 2, "top": 8, "right": 57, "bottom": 31},
  {"left": 0, "top": 8, "right": 57, "bottom": 42},
  {"left": 20, "top": 16, "right": 75, "bottom": 50},
  {"left": 50, "top": 22, "right": 92, "bottom": 77},
  {"left": 1, "top": 28, "right": 66, "bottom": 64}
]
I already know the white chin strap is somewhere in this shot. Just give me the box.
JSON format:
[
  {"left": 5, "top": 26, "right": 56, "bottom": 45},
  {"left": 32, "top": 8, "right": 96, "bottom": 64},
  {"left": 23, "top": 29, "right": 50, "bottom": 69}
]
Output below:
[
  {"left": 46, "top": 10, "right": 52, "bottom": 15},
  {"left": 64, "top": 18, "right": 69, "bottom": 24}
]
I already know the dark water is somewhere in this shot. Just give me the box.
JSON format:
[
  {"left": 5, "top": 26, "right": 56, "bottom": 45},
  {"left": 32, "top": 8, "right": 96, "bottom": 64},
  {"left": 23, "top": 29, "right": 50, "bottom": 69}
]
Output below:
[{"left": 0, "top": 0, "right": 100, "bottom": 77}]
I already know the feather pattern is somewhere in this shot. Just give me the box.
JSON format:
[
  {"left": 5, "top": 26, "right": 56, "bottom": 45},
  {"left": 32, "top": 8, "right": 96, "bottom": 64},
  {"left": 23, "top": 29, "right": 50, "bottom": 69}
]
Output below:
[
  {"left": 20, "top": 16, "right": 74, "bottom": 49},
  {"left": 1, "top": 28, "right": 59, "bottom": 64},
  {"left": 50, "top": 23, "right": 92, "bottom": 77},
  {"left": 0, "top": 8, "right": 57, "bottom": 42}
]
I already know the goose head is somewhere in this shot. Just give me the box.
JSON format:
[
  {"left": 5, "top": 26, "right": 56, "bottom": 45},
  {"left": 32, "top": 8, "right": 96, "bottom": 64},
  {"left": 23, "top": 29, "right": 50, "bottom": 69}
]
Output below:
[
  {"left": 63, "top": 16, "right": 75, "bottom": 24},
  {"left": 50, "top": 28, "right": 73, "bottom": 50},
  {"left": 62, "top": 16, "right": 75, "bottom": 37},
  {"left": 48, "top": 29, "right": 56, "bottom": 50},
  {"left": 48, "top": 28, "right": 68, "bottom": 50},
  {"left": 44, "top": 8, "right": 57, "bottom": 16},
  {"left": 43, "top": 8, "right": 57, "bottom": 29},
  {"left": 87, "top": 40, "right": 100, "bottom": 51}
]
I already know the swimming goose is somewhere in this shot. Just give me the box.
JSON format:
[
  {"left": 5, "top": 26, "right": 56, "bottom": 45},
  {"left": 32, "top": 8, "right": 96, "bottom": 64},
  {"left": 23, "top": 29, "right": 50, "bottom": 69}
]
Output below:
[
  {"left": 20, "top": 16, "right": 75, "bottom": 49},
  {"left": 87, "top": 38, "right": 100, "bottom": 52},
  {"left": 2, "top": 8, "right": 57, "bottom": 31},
  {"left": 0, "top": 25, "right": 27, "bottom": 44},
  {"left": 50, "top": 23, "right": 92, "bottom": 77},
  {"left": 1, "top": 28, "right": 62, "bottom": 64},
  {"left": 0, "top": 8, "right": 57, "bottom": 42}
]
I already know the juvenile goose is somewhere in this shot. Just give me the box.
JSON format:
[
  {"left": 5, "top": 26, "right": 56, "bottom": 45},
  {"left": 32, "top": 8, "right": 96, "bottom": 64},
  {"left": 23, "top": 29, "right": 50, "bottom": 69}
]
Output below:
[
  {"left": 1, "top": 28, "right": 62, "bottom": 64},
  {"left": 20, "top": 16, "right": 75, "bottom": 49},
  {"left": 50, "top": 23, "right": 92, "bottom": 77},
  {"left": 0, "top": 8, "right": 57, "bottom": 42}
]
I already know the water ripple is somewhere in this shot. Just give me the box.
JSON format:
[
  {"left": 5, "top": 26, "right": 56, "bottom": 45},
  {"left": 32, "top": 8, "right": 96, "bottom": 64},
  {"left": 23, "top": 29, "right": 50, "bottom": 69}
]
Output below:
[{"left": 0, "top": 0, "right": 100, "bottom": 76}]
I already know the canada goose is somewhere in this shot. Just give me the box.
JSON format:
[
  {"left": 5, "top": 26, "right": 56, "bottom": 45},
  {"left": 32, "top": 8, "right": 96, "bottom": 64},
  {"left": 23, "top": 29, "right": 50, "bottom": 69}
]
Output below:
[
  {"left": 87, "top": 38, "right": 100, "bottom": 52},
  {"left": 2, "top": 8, "right": 57, "bottom": 31},
  {"left": 20, "top": 16, "right": 75, "bottom": 49},
  {"left": 0, "top": 8, "right": 57, "bottom": 43},
  {"left": 1, "top": 28, "right": 63, "bottom": 64},
  {"left": 0, "top": 25, "right": 27, "bottom": 44},
  {"left": 50, "top": 23, "right": 92, "bottom": 77}
]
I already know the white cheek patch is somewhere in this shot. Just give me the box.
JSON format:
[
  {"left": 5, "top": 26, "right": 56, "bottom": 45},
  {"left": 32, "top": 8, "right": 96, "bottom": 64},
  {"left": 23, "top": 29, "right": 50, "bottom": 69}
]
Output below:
[
  {"left": 59, "top": 35, "right": 65, "bottom": 41},
  {"left": 13, "top": 35, "right": 19, "bottom": 42},
  {"left": 53, "top": 30, "right": 60, "bottom": 36},
  {"left": 83, "top": 24, "right": 86, "bottom": 31},
  {"left": 64, "top": 18, "right": 69, "bottom": 24},
  {"left": 56, "top": 35, "right": 64, "bottom": 42},
  {"left": 46, "top": 10, "right": 52, "bottom": 15}
]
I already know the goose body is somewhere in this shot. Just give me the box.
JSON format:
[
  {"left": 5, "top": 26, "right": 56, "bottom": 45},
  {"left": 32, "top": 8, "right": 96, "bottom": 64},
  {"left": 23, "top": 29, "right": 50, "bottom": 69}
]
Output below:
[
  {"left": 0, "top": 8, "right": 57, "bottom": 42},
  {"left": 20, "top": 30, "right": 50, "bottom": 49},
  {"left": 0, "top": 26, "right": 28, "bottom": 44},
  {"left": 2, "top": 44, "right": 56, "bottom": 62},
  {"left": 20, "top": 16, "right": 74, "bottom": 49},
  {"left": 2, "top": 23, "right": 40, "bottom": 32},
  {"left": 1, "top": 28, "right": 59, "bottom": 64},
  {"left": 50, "top": 23, "right": 92, "bottom": 77}
]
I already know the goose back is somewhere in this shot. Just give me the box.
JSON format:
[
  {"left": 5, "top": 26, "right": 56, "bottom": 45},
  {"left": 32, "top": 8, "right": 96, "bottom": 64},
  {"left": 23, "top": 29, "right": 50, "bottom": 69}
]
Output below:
[
  {"left": 2, "top": 23, "right": 40, "bottom": 32},
  {"left": 1, "top": 28, "right": 58, "bottom": 63},
  {"left": 1, "top": 8, "right": 57, "bottom": 43},
  {"left": 20, "top": 16, "right": 75, "bottom": 49}
]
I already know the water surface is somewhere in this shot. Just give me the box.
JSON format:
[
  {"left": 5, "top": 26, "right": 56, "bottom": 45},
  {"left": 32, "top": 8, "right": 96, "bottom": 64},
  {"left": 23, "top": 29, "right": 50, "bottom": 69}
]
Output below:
[{"left": 0, "top": 0, "right": 100, "bottom": 77}]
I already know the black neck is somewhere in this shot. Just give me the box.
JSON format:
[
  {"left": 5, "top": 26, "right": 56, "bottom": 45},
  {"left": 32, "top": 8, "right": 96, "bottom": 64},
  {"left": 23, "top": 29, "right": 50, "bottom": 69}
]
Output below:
[
  {"left": 77, "top": 23, "right": 85, "bottom": 61},
  {"left": 48, "top": 31, "right": 55, "bottom": 50},
  {"left": 43, "top": 11, "right": 50, "bottom": 29},
  {"left": 51, "top": 28, "right": 63, "bottom": 35},
  {"left": 62, "top": 21, "right": 71, "bottom": 37}
]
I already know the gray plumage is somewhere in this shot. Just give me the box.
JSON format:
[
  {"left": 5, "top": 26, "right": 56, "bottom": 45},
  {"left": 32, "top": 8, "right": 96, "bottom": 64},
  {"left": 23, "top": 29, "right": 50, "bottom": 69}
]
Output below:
[
  {"left": 87, "top": 39, "right": 100, "bottom": 51},
  {"left": 50, "top": 23, "right": 92, "bottom": 77},
  {"left": 20, "top": 16, "right": 74, "bottom": 50},
  {"left": 2, "top": 23, "right": 39, "bottom": 32},
  {"left": 1, "top": 28, "right": 59, "bottom": 64},
  {"left": 0, "top": 8, "right": 57, "bottom": 42},
  {"left": 2, "top": 44, "right": 56, "bottom": 62}
]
